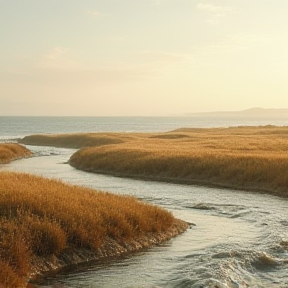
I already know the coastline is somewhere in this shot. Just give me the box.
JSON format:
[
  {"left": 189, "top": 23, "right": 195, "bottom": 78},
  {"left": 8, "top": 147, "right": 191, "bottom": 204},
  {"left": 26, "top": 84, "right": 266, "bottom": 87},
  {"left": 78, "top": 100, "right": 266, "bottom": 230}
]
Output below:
[
  {"left": 2, "top": 124, "right": 288, "bottom": 287},
  {"left": 29, "top": 218, "right": 188, "bottom": 285}
]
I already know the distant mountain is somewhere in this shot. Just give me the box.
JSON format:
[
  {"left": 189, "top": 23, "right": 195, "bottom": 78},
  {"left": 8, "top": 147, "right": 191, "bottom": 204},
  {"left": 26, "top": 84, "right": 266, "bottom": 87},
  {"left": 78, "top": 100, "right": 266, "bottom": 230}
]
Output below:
[{"left": 186, "top": 108, "right": 288, "bottom": 118}]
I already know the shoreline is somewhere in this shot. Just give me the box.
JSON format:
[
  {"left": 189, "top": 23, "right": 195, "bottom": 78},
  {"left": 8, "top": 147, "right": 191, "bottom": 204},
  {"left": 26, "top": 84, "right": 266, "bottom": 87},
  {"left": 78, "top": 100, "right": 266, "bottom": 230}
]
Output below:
[
  {"left": 29, "top": 218, "right": 189, "bottom": 285},
  {"left": 0, "top": 172, "right": 189, "bottom": 288},
  {"left": 69, "top": 165, "right": 286, "bottom": 198}
]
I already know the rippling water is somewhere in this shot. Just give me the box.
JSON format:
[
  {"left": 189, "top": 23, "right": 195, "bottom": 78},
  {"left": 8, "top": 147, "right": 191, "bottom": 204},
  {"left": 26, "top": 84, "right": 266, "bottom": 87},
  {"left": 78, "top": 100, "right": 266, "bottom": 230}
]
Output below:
[{"left": 1, "top": 144, "right": 288, "bottom": 287}]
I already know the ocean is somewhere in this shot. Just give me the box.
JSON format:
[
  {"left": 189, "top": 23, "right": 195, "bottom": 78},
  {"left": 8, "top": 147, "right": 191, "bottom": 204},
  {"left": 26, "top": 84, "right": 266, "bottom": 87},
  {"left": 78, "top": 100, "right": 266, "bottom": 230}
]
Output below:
[{"left": 1, "top": 115, "right": 288, "bottom": 141}]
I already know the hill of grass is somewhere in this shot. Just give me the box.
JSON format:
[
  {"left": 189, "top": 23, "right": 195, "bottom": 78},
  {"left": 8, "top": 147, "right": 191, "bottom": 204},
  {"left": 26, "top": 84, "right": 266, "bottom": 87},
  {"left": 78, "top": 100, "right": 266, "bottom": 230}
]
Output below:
[
  {"left": 68, "top": 126, "right": 288, "bottom": 197},
  {"left": 17, "top": 125, "right": 288, "bottom": 197},
  {"left": 19, "top": 133, "right": 127, "bottom": 148},
  {"left": 0, "top": 143, "right": 32, "bottom": 164},
  {"left": 0, "top": 172, "right": 187, "bottom": 288},
  {"left": 18, "top": 125, "right": 288, "bottom": 197}
]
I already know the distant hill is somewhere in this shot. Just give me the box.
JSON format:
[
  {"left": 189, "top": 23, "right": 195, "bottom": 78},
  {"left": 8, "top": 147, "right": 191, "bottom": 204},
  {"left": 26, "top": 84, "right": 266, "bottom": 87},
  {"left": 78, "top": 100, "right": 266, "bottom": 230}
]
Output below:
[{"left": 186, "top": 108, "right": 288, "bottom": 118}]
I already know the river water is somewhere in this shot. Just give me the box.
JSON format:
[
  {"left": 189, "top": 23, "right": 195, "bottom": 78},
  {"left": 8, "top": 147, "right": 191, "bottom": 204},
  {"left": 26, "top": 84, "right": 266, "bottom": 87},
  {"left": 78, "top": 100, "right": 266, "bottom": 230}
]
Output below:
[{"left": 1, "top": 117, "right": 288, "bottom": 287}]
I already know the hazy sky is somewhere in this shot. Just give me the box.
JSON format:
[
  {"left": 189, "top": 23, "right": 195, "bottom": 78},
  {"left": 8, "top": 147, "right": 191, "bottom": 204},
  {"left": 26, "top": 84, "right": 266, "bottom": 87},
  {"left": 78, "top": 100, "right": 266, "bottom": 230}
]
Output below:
[{"left": 1, "top": 0, "right": 287, "bottom": 116}]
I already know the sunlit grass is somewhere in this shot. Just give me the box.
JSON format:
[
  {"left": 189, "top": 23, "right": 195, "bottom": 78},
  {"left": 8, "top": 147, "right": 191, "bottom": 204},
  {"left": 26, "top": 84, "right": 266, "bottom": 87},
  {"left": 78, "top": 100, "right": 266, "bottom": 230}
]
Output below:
[
  {"left": 19, "top": 133, "right": 127, "bottom": 148},
  {"left": 67, "top": 126, "right": 288, "bottom": 197},
  {"left": 0, "top": 172, "right": 181, "bottom": 287},
  {"left": 18, "top": 126, "right": 288, "bottom": 196},
  {"left": 0, "top": 143, "right": 32, "bottom": 164}
]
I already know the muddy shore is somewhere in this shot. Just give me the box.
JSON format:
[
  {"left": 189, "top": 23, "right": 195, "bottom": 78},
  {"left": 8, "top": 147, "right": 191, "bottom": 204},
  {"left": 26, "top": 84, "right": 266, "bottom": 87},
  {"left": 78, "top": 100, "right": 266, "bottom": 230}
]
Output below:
[{"left": 29, "top": 219, "right": 189, "bottom": 285}]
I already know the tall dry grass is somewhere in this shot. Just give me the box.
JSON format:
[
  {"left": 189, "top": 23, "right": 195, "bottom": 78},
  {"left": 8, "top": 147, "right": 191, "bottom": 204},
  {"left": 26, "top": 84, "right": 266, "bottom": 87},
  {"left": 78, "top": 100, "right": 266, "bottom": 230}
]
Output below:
[
  {"left": 0, "top": 143, "right": 32, "bottom": 164},
  {"left": 19, "top": 133, "right": 127, "bottom": 148},
  {"left": 0, "top": 172, "right": 175, "bottom": 287},
  {"left": 69, "top": 126, "right": 288, "bottom": 197}
]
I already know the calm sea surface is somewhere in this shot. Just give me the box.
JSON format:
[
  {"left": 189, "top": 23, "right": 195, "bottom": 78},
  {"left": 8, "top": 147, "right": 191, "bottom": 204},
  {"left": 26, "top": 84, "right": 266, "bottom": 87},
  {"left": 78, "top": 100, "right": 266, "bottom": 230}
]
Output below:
[
  {"left": 1, "top": 116, "right": 288, "bottom": 288},
  {"left": 1, "top": 116, "right": 288, "bottom": 140}
]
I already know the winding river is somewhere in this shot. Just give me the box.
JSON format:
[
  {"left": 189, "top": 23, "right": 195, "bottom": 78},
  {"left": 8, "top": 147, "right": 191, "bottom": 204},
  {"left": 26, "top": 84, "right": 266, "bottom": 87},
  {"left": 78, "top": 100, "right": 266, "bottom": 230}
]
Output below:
[{"left": 1, "top": 145, "right": 288, "bottom": 288}]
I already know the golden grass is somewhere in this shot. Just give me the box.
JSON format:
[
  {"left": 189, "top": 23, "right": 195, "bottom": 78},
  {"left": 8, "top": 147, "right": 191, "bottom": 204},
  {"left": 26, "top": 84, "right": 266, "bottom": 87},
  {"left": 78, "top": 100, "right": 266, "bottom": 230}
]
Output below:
[
  {"left": 0, "top": 143, "right": 32, "bottom": 164},
  {"left": 17, "top": 125, "right": 288, "bottom": 196},
  {"left": 67, "top": 125, "right": 288, "bottom": 197},
  {"left": 0, "top": 172, "right": 177, "bottom": 287},
  {"left": 19, "top": 133, "right": 126, "bottom": 148}
]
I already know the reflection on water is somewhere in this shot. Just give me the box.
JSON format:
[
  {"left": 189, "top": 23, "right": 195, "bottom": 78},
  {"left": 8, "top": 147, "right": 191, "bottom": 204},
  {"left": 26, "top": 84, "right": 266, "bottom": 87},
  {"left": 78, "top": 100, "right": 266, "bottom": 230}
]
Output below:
[{"left": 1, "top": 147, "right": 288, "bottom": 287}]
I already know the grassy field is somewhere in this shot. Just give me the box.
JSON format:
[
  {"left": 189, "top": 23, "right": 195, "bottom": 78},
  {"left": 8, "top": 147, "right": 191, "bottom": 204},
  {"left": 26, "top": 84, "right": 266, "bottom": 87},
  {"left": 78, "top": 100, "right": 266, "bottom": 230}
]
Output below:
[
  {"left": 19, "top": 126, "right": 288, "bottom": 197},
  {"left": 0, "top": 172, "right": 186, "bottom": 287},
  {"left": 20, "top": 133, "right": 126, "bottom": 148},
  {"left": 0, "top": 143, "right": 32, "bottom": 164}
]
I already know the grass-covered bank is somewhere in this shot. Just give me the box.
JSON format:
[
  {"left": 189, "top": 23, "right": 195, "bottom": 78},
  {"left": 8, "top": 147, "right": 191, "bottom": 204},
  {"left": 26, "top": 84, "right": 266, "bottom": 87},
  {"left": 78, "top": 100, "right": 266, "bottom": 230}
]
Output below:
[
  {"left": 19, "top": 126, "right": 288, "bottom": 197},
  {"left": 19, "top": 133, "right": 126, "bottom": 148},
  {"left": 0, "top": 172, "right": 187, "bottom": 288},
  {"left": 69, "top": 126, "right": 288, "bottom": 197},
  {"left": 0, "top": 143, "right": 32, "bottom": 164}
]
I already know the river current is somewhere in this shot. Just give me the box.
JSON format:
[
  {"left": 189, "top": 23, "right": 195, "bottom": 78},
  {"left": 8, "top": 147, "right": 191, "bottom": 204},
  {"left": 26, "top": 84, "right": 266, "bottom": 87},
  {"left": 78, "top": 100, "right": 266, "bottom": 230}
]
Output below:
[{"left": 1, "top": 117, "right": 288, "bottom": 287}]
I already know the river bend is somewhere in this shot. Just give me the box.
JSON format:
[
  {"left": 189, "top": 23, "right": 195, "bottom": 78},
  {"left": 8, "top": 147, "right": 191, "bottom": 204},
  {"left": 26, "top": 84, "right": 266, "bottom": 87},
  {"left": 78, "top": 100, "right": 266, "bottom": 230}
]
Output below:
[{"left": 1, "top": 145, "right": 288, "bottom": 288}]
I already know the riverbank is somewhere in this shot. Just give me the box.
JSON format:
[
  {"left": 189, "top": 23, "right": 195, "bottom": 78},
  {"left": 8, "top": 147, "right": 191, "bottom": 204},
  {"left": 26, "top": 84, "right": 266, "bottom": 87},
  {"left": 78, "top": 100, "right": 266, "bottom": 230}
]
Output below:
[
  {"left": 30, "top": 217, "right": 187, "bottom": 285},
  {"left": 20, "top": 125, "right": 288, "bottom": 198},
  {"left": 0, "top": 143, "right": 32, "bottom": 163},
  {"left": 0, "top": 172, "right": 188, "bottom": 288}
]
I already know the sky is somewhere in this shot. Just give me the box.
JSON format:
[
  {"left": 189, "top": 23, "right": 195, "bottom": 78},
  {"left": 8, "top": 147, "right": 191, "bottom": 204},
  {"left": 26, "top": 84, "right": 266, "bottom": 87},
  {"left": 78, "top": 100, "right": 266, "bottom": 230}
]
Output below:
[{"left": 1, "top": 0, "right": 287, "bottom": 116}]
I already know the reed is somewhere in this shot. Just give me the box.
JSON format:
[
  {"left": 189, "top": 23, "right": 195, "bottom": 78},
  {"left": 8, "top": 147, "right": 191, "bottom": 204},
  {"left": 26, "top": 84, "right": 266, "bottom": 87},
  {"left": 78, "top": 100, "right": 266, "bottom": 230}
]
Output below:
[
  {"left": 68, "top": 126, "right": 288, "bottom": 197},
  {"left": 0, "top": 172, "right": 179, "bottom": 287},
  {"left": 0, "top": 143, "right": 32, "bottom": 164}
]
